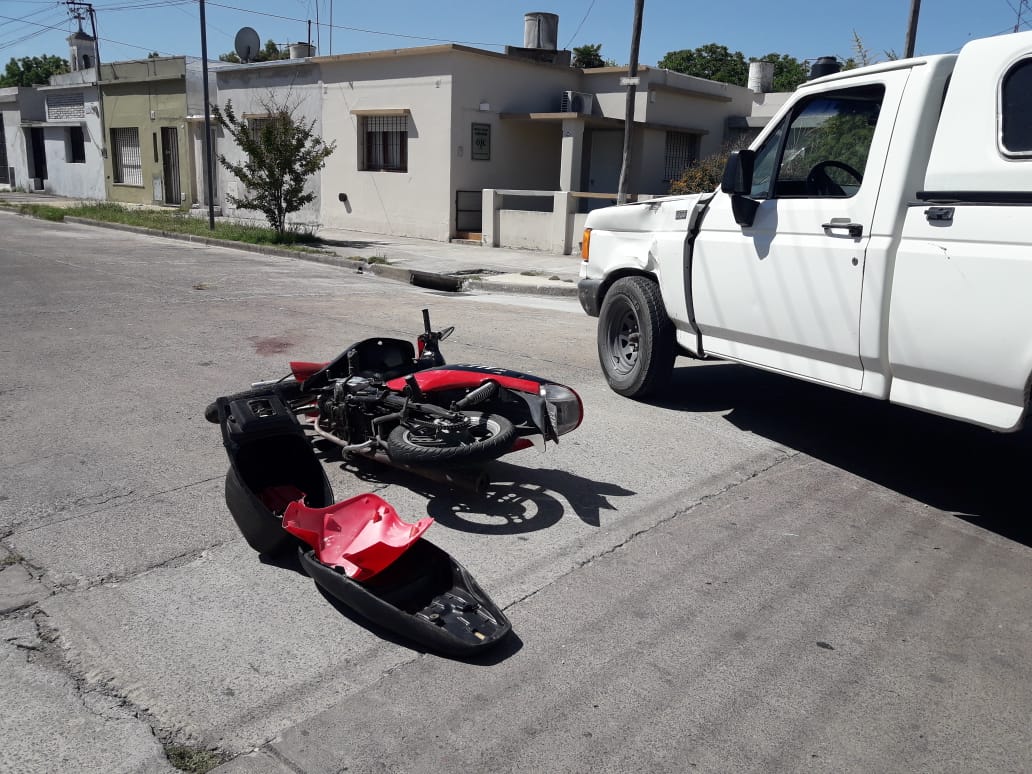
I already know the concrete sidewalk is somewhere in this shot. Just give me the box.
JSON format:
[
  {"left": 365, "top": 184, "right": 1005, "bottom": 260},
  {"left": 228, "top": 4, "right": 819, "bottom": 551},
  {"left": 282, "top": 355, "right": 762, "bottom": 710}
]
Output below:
[
  {"left": 0, "top": 192, "right": 583, "bottom": 297},
  {"left": 315, "top": 226, "right": 581, "bottom": 296}
]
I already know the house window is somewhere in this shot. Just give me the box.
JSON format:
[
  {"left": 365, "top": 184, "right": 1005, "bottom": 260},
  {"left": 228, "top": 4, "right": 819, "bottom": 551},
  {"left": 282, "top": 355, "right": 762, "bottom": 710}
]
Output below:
[
  {"left": 68, "top": 126, "right": 86, "bottom": 164},
  {"left": 663, "top": 131, "right": 699, "bottom": 181},
  {"left": 1001, "top": 58, "right": 1032, "bottom": 155},
  {"left": 361, "top": 115, "right": 408, "bottom": 172},
  {"left": 0, "top": 118, "right": 8, "bottom": 184},
  {"left": 110, "top": 127, "right": 143, "bottom": 186}
]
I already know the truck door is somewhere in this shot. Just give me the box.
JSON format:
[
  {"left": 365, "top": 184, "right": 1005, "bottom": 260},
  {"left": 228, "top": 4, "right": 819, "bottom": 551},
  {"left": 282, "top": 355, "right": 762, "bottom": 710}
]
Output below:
[{"left": 692, "top": 71, "right": 908, "bottom": 389}]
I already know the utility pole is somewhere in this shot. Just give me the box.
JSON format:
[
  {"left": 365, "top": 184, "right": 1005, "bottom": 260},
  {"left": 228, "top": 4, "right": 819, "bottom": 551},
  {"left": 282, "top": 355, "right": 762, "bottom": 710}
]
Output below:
[
  {"left": 199, "top": 0, "right": 216, "bottom": 229},
  {"left": 66, "top": 1, "right": 107, "bottom": 158},
  {"left": 617, "top": 0, "right": 644, "bottom": 205},
  {"left": 904, "top": 0, "right": 921, "bottom": 58}
]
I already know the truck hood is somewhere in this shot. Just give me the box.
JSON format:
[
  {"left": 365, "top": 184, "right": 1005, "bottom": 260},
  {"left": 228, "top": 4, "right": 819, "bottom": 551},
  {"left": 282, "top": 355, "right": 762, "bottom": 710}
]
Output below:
[{"left": 584, "top": 192, "right": 712, "bottom": 233}]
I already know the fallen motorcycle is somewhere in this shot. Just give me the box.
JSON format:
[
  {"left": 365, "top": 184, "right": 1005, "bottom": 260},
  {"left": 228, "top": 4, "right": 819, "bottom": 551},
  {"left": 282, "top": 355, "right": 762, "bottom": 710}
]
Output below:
[
  {"left": 206, "top": 310, "right": 582, "bottom": 655},
  {"left": 205, "top": 309, "right": 583, "bottom": 486}
]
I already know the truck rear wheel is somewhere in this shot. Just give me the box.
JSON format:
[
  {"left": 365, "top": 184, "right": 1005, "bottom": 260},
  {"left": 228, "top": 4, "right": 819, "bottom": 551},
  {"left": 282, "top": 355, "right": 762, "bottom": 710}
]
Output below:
[{"left": 597, "top": 276, "right": 675, "bottom": 398}]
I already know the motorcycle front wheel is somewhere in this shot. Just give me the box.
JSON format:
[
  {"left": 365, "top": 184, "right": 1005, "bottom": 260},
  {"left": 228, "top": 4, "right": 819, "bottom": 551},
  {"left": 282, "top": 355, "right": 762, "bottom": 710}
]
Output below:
[{"left": 386, "top": 411, "right": 516, "bottom": 466}]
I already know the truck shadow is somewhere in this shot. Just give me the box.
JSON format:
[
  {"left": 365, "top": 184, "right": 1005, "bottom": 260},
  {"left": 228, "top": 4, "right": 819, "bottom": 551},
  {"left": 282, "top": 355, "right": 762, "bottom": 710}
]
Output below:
[{"left": 661, "top": 362, "right": 1032, "bottom": 546}]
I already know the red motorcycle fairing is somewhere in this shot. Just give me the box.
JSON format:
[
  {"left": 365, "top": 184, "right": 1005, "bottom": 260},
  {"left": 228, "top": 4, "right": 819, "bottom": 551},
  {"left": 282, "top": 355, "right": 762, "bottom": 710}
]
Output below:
[
  {"left": 290, "top": 361, "right": 328, "bottom": 383},
  {"left": 385, "top": 365, "right": 551, "bottom": 395}
]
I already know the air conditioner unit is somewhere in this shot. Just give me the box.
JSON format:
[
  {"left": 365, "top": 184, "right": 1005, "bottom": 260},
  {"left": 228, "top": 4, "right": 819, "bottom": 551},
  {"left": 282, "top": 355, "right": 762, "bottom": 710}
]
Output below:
[{"left": 559, "top": 90, "right": 594, "bottom": 115}]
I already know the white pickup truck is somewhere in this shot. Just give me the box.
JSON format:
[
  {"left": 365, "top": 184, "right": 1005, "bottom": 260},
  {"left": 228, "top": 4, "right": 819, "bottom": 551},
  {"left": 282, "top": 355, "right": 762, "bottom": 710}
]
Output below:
[{"left": 578, "top": 30, "right": 1032, "bottom": 432}]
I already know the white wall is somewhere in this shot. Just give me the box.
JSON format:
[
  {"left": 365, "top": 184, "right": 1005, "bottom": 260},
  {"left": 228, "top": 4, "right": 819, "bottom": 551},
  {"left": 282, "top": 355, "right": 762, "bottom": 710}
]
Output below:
[
  {"left": 316, "top": 53, "right": 456, "bottom": 240},
  {"left": 214, "top": 63, "right": 322, "bottom": 226}
]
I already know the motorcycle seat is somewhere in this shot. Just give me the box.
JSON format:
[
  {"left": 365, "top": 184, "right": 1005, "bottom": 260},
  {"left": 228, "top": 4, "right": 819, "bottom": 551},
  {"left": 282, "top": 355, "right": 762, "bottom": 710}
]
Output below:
[{"left": 349, "top": 338, "right": 421, "bottom": 381}]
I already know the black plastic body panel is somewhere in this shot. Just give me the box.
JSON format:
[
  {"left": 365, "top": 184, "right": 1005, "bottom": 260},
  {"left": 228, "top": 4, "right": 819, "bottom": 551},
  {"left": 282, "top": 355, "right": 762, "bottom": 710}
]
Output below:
[
  {"left": 578, "top": 277, "right": 603, "bottom": 317},
  {"left": 218, "top": 395, "right": 334, "bottom": 555},
  {"left": 299, "top": 541, "right": 511, "bottom": 657}
]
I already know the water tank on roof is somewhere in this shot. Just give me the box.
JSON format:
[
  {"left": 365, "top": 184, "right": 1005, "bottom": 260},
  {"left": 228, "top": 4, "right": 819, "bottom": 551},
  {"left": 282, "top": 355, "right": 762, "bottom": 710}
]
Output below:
[
  {"left": 809, "top": 56, "right": 841, "bottom": 80},
  {"left": 289, "top": 42, "right": 315, "bottom": 59},
  {"left": 524, "top": 12, "right": 559, "bottom": 51}
]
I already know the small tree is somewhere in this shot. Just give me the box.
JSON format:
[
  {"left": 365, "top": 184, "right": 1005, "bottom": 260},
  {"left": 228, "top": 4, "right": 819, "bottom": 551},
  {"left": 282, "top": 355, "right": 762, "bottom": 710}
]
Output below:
[
  {"left": 668, "top": 141, "right": 747, "bottom": 194},
  {"left": 212, "top": 97, "right": 336, "bottom": 239},
  {"left": 572, "top": 43, "right": 607, "bottom": 69}
]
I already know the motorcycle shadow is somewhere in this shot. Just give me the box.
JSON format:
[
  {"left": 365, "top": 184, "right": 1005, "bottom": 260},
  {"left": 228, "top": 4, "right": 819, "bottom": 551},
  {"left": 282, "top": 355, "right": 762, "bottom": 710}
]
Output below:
[
  {"left": 324, "top": 449, "right": 634, "bottom": 535},
  {"left": 657, "top": 361, "right": 1032, "bottom": 547}
]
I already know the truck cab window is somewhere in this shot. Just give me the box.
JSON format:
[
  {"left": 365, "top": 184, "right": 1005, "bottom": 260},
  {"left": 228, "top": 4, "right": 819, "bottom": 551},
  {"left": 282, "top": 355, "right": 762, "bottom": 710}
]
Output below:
[
  {"left": 1001, "top": 59, "right": 1032, "bottom": 155},
  {"left": 771, "top": 85, "right": 885, "bottom": 199}
]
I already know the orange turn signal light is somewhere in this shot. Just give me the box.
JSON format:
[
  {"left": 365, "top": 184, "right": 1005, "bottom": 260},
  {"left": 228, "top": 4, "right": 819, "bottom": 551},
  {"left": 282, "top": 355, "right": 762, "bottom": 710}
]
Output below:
[{"left": 581, "top": 228, "right": 591, "bottom": 261}]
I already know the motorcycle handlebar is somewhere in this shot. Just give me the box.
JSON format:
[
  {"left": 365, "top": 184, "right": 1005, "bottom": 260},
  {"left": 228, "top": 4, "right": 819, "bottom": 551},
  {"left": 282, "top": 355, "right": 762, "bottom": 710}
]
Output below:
[{"left": 422, "top": 308, "right": 432, "bottom": 336}]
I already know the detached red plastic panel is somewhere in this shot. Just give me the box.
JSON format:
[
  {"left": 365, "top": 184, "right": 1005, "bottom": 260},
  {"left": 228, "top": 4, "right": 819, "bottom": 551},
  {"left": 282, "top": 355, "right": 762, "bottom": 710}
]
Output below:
[{"left": 282, "top": 493, "right": 433, "bottom": 581}]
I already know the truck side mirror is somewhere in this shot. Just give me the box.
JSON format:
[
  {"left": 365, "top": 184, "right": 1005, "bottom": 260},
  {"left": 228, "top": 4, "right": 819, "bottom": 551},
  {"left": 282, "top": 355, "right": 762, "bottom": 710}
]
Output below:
[
  {"left": 721, "top": 150, "right": 760, "bottom": 228},
  {"left": 721, "top": 150, "right": 755, "bottom": 195}
]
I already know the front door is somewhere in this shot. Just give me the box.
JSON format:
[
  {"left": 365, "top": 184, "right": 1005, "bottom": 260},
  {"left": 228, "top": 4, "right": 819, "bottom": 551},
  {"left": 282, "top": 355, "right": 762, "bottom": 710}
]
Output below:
[
  {"left": 161, "top": 127, "right": 180, "bottom": 205},
  {"left": 29, "top": 127, "right": 47, "bottom": 185},
  {"left": 692, "top": 71, "right": 908, "bottom": 389}
]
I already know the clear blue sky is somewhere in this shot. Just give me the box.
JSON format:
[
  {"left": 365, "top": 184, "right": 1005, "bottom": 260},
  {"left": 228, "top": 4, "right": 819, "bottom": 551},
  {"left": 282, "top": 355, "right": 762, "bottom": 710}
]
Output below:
[{"left": 1, "top": 0, "right": 1029, "bottom": 69}]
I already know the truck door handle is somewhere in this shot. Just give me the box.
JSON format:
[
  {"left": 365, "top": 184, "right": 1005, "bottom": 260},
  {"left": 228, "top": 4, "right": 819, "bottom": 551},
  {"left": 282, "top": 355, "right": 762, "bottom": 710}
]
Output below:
[{"left": 821, "top": 221, "right": 863, "bottom": 238}]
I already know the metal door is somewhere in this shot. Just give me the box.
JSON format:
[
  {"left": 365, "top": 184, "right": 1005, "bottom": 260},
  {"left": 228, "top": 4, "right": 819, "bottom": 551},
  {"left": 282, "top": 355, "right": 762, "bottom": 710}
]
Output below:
[{"left": 161, "top": 127, "right": 181, "bottom": 205}]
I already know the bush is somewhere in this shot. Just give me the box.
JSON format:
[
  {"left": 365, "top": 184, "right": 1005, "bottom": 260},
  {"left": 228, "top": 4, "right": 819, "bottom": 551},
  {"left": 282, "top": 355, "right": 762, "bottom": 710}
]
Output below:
[{"left": 669, "top": 144, "right": 744, "bottom": 195}]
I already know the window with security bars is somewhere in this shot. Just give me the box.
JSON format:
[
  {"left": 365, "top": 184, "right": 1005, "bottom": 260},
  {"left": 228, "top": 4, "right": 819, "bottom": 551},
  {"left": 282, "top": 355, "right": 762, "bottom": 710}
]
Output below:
[
  {"left": 362, "top": 115, "right": 408, "bottom": 172},
  {"left": 0, "top": 118, "right": 8, "bottom": 184},
  {"left": 664, "top": 131, "right": 700, "bottom": 182},
  {"left": 110, "top": 127, "right": 142, "bottom": 186}
]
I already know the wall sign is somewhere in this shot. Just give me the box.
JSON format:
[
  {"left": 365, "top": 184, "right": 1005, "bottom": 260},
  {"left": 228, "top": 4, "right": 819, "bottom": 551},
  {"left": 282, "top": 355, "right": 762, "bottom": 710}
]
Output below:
[{"left": 471, "top": 123, "right": 491, "bottom": 161}]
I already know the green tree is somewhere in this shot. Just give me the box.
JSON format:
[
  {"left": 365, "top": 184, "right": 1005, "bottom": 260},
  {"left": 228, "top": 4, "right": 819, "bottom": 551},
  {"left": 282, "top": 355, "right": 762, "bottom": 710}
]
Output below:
[
  {"left": 219, "top": 39, "right": 289, "bottom": 64},
  {"left": 572, "top": 43, "right": 606, "bottom": 68},
  {"left": 212, "top": 98, "right": 336, "bottom": 238},
  {"left": 658, "top": 45, "right": 807, "bottom": 90},
  {"left": 0, "top": 54, "right": 69, "bottom": 87},
  {"left": 658, "top": 44, "right": 748, "bottom": 85}
]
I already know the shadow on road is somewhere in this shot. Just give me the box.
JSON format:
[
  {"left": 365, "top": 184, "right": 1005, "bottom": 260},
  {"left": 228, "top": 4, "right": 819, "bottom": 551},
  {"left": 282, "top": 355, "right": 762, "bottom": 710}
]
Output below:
[
  {"left": 657, "top": 361, "right": 1032, "bottom": 546},
  {"left": 335, "top": 456, "right": 634, "bottom": 535}
]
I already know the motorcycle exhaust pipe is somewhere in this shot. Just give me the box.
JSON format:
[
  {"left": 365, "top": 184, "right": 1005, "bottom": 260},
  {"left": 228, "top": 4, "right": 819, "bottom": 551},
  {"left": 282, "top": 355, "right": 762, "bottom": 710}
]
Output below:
[{"left": 367, "top": 451, "right": 489, "bottom": 495}]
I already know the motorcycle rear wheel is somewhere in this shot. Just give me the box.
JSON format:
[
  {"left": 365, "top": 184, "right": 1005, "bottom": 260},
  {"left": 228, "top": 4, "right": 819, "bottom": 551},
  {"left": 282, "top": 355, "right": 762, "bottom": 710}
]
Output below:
[{"left": 386, "top": 411, "right": 515, "bottom": 466}]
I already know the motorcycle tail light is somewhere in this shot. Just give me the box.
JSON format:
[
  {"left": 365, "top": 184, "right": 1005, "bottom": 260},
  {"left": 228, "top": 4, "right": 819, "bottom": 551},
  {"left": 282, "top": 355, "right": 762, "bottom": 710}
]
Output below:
[{"left": 539, "top": 383, "right": 583, "bottom": 436}]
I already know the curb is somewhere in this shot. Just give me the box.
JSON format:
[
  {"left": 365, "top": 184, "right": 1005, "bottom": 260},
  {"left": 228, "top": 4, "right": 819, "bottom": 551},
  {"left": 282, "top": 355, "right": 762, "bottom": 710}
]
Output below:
[{"left": 26, "top": 212, "right": 576, "bottom": 298}]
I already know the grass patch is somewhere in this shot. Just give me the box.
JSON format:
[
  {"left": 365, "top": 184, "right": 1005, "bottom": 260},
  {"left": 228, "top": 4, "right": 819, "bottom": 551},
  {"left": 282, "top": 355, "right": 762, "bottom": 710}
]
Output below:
[
  {"left": 48, "top": 202, "right": 322, "bottom": 249},
  {"left": 519, "top": 270, "right": 544, "bottom": 277},
  {"left": 165, "top": 745, "right": 223, "bottom": 773},
  {"left": 1, "top": 552, "right": 23, "bottom": 567},
  {"left": 17, "top": 204, "right": 67, "bottom": 221},
  {"left": 366, "top": 255, "right": 390, "bottom": 265}
]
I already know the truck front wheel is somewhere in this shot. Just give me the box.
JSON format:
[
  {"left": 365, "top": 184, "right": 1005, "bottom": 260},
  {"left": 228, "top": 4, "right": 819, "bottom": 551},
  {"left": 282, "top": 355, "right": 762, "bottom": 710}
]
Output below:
[{"left": 597, "top": 276, "right": 675, "bottom": 398}]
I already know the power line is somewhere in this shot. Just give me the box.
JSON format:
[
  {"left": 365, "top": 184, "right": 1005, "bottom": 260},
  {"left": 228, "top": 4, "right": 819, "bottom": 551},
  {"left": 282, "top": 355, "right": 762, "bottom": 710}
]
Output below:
[
  {"left": 204, "top": 1, "right": 508, "bottom": 48},
  {"left": 564, "top": 0, "right": 598, "bottom": 49}
]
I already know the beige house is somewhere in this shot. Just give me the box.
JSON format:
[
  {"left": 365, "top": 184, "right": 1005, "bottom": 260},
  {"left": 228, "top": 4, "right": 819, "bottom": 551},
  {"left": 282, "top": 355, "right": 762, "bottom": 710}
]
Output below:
[
  {"left": 215, "top": 24, "right": 764, "bottom": 252},
  {"left": 100, "top": 56, "right": 215, "bottom": 207}
]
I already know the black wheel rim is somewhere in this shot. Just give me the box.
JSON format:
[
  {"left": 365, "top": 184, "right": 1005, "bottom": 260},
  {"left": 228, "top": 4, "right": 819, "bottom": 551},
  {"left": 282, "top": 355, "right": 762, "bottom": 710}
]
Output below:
[
  {"left": 400, "top": 415, "right": 502, "bottom": 449},
  {"left": 604, "top": 300, "right": 640, "bottom": 377}
]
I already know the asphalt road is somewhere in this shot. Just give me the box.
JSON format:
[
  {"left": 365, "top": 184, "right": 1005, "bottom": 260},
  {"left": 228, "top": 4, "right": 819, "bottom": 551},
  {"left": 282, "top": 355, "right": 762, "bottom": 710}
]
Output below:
[{"left": 0, "top": 213, "right": 1029, "bottom": 774}]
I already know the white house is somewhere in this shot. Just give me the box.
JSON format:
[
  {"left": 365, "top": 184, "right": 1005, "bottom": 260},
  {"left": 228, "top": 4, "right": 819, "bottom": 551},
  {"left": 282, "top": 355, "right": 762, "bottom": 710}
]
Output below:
[
  {"left": 213, "top": 14, "right": 764, "bottom": 252},
  {"left": 0, "top": 87, "right": 37, "bottom": 191},
  {"left": 24, "top": 69, "right": 106, "bottom": 200}
]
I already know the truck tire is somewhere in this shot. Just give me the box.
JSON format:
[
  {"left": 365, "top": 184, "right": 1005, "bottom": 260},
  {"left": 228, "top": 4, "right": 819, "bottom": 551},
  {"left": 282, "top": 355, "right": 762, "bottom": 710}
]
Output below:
[{"left": 597, "top": 276, "right": 675, "bottom": 398}]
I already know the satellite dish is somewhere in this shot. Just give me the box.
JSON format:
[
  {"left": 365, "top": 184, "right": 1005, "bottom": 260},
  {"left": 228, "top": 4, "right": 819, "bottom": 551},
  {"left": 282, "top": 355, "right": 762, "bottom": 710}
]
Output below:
[{"left": 234, "top": 27, "right": 261, "bottom": 62}]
